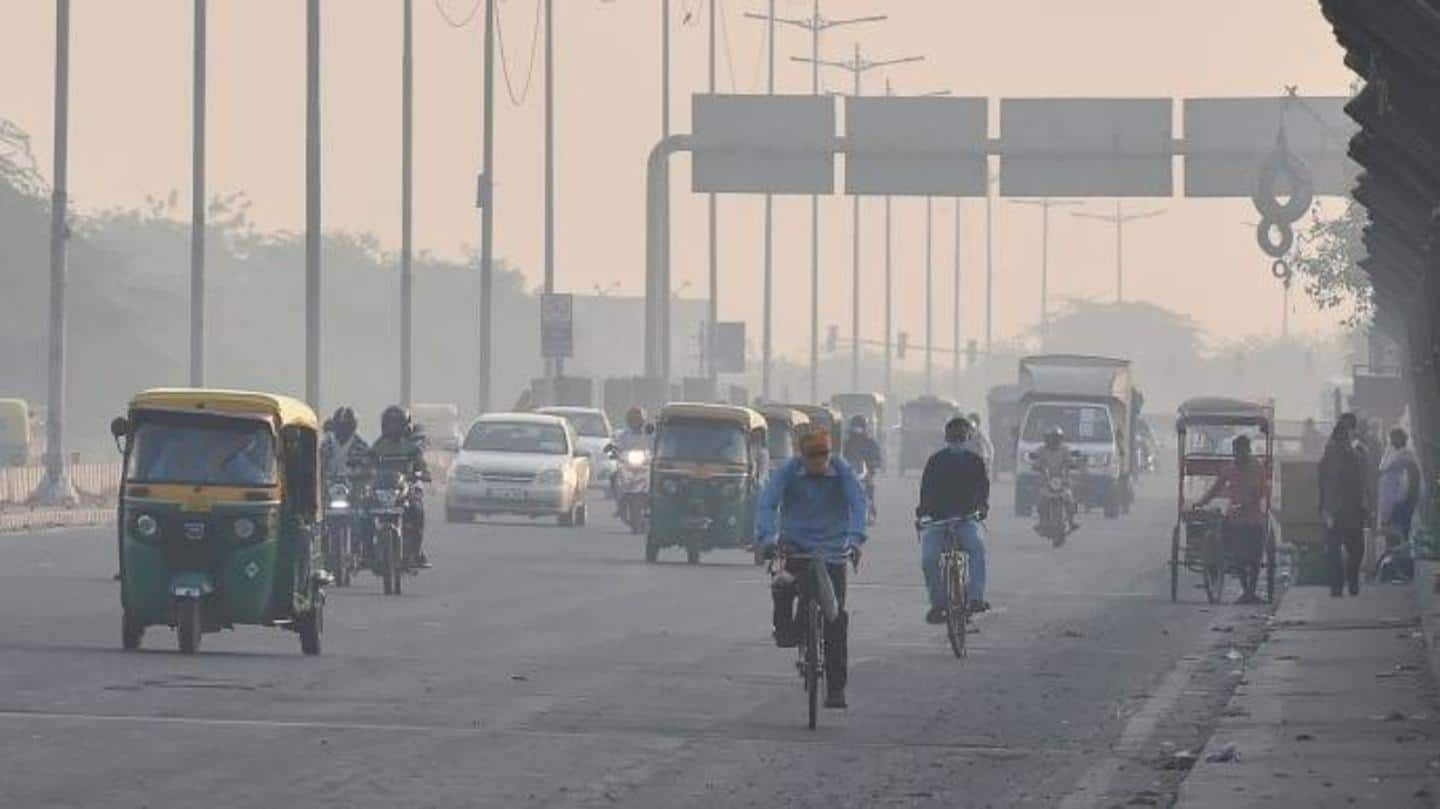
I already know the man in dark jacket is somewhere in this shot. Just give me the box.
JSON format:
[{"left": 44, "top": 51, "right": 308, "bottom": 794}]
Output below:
[
  {"left": 1319, "top": 414, "right": 1369, "bottom": 597},
  {"left": 915, "top": 417, "right": 990, "bottom": 624}
]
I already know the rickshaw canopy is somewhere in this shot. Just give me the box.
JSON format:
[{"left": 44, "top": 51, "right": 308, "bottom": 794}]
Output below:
[
  {"left": 758, "top": 405, "right": 811, "bottom": 430},
  {"left": 130, "top": 388, "right": 320, "bottom": 432},
  {"left": 657, "top": 402, "right": 766, "bottom": 433},
  {"left": 1176, "top": 397, "right": 1273, "bottom": 430}
]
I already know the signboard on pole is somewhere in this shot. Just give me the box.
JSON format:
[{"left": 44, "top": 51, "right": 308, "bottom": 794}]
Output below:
[
  {"left": 692, "top": 94, "right": 836, "bottom": 195},
  {"left": 999, "top": 98, "right": 1174, "bottom": 197},
  {"left": 713, "top": 321, "right": 746, "bottom": 374},
  {"left": 845, "top": 96, "right": 990, "bottom": 197},
  {"left": 1183, "top": 96, "right": 1358, "bottom": 197},
  {"left": 540, "top": 293, "right": 573, "bottom": 359}
]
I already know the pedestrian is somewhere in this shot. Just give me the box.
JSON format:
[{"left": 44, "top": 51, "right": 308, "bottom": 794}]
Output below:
[
  {"left": 1319, "top": 414, "right": 1369, "bottom": 597},
  {"left": 1376, "top": 427, "right": 1421, "bottom": 582}
]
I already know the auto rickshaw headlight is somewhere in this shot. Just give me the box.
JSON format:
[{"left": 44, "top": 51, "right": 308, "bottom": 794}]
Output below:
[
  {"left": 135, "top": 514, "right": 158, "bottom": 538},
  {"left": 660, "top": 477, "right": 682, "bottom": 495},
  {"left": 233, "top": 517, "right": 257, "bottom": 541}
]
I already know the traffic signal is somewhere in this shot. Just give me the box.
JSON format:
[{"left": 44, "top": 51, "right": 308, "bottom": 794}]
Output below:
[
  {"left": 826, "top": 325, "right": 838, "bottom": 353},
  {"left": 897, "top": 331, "right": 909, "bottom": 360}
]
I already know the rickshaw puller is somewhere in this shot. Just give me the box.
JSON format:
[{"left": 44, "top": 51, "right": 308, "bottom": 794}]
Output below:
[{"left": 1195, "top": 434, "right": 1268, "bottom": 604}]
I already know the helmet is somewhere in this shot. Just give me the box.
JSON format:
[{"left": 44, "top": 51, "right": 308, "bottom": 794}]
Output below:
[
  {"left": 968, "top": 412, "right": 982, "bottom": 427},
  {"left": 380, "top": 405, "right": 409, "bottom": 440},
  {"left": 1043, "top": 426, "right": 1063, "bottom": 447},
  {"left": 848, "top": 415, "right": 869, "bottom": 435},
  {"left": 626, "top": 406, "right": 646, "bottom": 431},
  {"left": 331, "top": 407, "right": 357, "bottom": 442},
  {"left": 944, "top": 416, "right": 972, "bottom": 444}
]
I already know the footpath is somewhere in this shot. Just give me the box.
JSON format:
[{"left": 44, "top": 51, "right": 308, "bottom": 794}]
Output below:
[
  {"left": 1175, "top": 561, "right": 1440, "bottom": 808},
  {"left": 0, "top": 506, "right": 113, "bottom": 533}
]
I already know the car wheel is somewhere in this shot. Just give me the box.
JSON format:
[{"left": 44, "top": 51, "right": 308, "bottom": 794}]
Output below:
[
  {"left": 575, "top": 500, "right": 588, "bottom": 527},
  {"left": 558, "top": 503, "right": 575, "bottom": 527}
]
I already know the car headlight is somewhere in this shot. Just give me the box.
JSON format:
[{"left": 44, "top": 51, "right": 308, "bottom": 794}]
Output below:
[
  {"left": 135, "top": 514, "right": 158, "bottom": 538},
  {"left": 233, "top": 517, "right": 257, "bottom": 541},
  {"left": 535, "top": 468, "right": 563, "bottom": 485},
  {"left": 452, "top": 465, "right": 482, "bottom": 483},
  {"left": 625, "top": 450, "right": 648, "bottom": 467}
]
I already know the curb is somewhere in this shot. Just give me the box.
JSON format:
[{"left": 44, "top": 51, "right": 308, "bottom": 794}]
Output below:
[
  {"left": 0, "top": 508, "right": 114, "bottom": 534},
  {"left": 1419, "top": 559, "right": 1440, "bottom": 700}
]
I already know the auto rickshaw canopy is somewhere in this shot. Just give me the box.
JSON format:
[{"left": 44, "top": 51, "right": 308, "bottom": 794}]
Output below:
[
  {"left": 657, "top": 402, "right": 766, "bottom": 433},
  {"left": 130, "top": 388, "right": 320, "bottom": 432}
]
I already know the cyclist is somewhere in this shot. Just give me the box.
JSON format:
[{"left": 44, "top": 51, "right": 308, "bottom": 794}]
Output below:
[
  {"left": 756, "top": 426, "right": 868, "bottom": 710},
  {"left": 1195, "top": 434, "right": 1268, "bottom": 604},
  {"left": 916, "top": 416, "right": 990, "bottom": 624},
  {"left": 842, "top": 415, "right": 884, "bottom": 522}
]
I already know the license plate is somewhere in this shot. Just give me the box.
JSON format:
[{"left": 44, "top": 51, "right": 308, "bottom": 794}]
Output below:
[
  {"left": 489, "top": 487, "right": 527, "bottom": 502},
  {"left": 183, "top": 522, "right": 205, "bottom": 541}
]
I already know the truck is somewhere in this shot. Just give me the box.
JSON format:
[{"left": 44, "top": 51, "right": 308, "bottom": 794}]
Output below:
[{"left": 1013, "top": 355, "right": 1139, "bottom": 519}]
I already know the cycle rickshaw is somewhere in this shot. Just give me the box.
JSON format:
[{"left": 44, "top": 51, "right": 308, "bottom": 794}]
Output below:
[{"left": 1171, "top": 397, "right": 1278, "bottom": 604}]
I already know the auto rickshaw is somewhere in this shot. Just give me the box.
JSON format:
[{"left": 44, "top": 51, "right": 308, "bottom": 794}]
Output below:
[
  {"left": 759, "top": 405, "right": 811, "bottom": 468},
  {"left": 899, "top": 396, "right": 962, "bottom": 475},
  {"left": 1171, "top": 397, "right": 1278, "bottom": 604},
  {"left": 830, "top": 393, "right": 885, "bottom": 436},
  {"left": 787, "top": 403, "right": 844, "bottom": 457},
  {"left": 647, "top": 403, "right": 766, "bottom": 565},
  {"left": 111, "top": 389, "right": 328, "bottom": 654}
]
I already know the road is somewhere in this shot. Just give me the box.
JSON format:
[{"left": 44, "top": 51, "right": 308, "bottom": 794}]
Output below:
[{"left": 0, "top": 473, "right": 1269, "bottom": 808}]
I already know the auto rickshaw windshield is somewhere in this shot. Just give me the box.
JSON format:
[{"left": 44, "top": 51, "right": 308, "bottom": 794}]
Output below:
[
  {"left": 766, "top": 420, "right": 795, "bottom": 460},
  {"left": 127, "top": 413, "right": 277, "bottom": 486},
  {"left": 657, "top": 420, "right": 748, "bottom": 464}
]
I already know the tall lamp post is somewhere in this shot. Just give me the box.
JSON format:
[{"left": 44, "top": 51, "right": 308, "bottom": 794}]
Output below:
[
  {"left": 1010, "top": 198, "right": 1080, "bottom": 349},
  {"left": 1071, "top": 201, "right": 1166, "bottom": 303}
]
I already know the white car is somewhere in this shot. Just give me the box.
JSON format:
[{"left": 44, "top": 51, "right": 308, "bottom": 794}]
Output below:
[
  {"left": 445, "top": 413, "right": 591, "bottom": 526},
  {"left": 536, "top": 406, "right": 617, "bottom": 489}
]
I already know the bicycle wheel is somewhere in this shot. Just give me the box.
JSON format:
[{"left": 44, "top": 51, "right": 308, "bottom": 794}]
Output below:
[
  {"left": 805, "top": 599, "right": 822, "bottom": 731},
  {"left": 946, "top": 552, "right": 970, "bottom": 659}
]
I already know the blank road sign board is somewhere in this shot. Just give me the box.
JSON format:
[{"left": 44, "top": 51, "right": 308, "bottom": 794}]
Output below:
[
  {"left": 540, "top": 293, "right": 574, "bottom": 359},
  {"left": 845, "top": 96, "right": 989, "bottom": 197},
  {"left": 692, "top": 94, "right": 835, "bottom": 195},
  {"left": 713, "top": 321, "right": 746, "bottom": 374},
  {"left": 1183, "top": 97, "right": 1358, "bottom": 197},
  {"left": 1000, "top": 98, "right": 1174, "bottom": 197}
]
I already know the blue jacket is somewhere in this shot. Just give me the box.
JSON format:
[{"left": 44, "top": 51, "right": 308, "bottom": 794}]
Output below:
[{"left": 755, "top": 456, "right": 868, "bottom": 563}]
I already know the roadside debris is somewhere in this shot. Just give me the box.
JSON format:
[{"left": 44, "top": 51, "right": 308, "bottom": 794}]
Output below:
[{"left": 1205, "top": 742, "right": 1240, "bottom": 763}]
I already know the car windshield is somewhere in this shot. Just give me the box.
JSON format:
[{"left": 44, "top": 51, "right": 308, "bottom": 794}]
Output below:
[
  {"left": 127, "top": 415, "right": 276, "bottom": 486},
  {"left": 1022, "top": 404, "right": 1114, "bottom": 443},
  {"left": 656, "top": 420, "right": 748, "bottom": 464},
  {"left": 545, "top": 410, "right": 609, "bottom": 438},
  {"left": 464, "top": 422, "right": 569, "bottom": 455}
]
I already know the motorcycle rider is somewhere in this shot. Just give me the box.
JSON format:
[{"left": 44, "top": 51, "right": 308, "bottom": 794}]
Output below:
[
  {"left": 610, "top": 406, "right": 653, "bottom": 508},
  {"left": 1032, "top": 426, "right": 1080, "bottom": 531},
  {"left": 965, "top": 412, "right": 995, "bottom": 474},
  {"left": 369, "top": 405, "right": 431, "bottom": 568},
  {"left": 916, "top": 417, "right": 991, "bottom": 624},
  {"left": 756, "top": 426, "right": 867, "bottom": 710},
  {"left": 842, "top": 415, "right": 884, "bottom": 522},
  {"left": 321, "top": 407, "right": 369, "bottom": 484}
]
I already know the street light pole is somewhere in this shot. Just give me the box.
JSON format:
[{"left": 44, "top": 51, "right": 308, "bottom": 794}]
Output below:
[
  {"left": 706, "top": 0, "right": 718, "bottom": 384},
  {"left": 924, "top": 197, "right": 933, "bottom": 394},
  {"left": 305, "top": 0, "right": 321, "bottom": 410},
  {"left": 37, "top": 0, "right": 75, "bottom": 505},
  {"left": 1011, "top": 198, "right": 1080, "bottom": 349},
  {"left": 190, "top": 0, "right": 206, "bottom": 388},
  {"left": 1072, "top": 200, "right": 1166, "bottom": 303},
  {"left": 477, "top": 0, "right": 497, "bottom": 412},
  {"left": 544, "top": 0, "right": 556, "bottom": 378},
  {"left": 400, "top": 0, "right": 414, "bottom": 406}
]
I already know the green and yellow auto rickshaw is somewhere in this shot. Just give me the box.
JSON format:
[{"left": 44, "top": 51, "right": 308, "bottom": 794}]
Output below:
[
  {"left": 111, "top": 389, "right": 328, "bottom": 655},
  {"left": 647, "top": 403, "right": 766, "bottom": 565},
  {"left": 787, "top": 403, "right": 844, "bottom": 457}
]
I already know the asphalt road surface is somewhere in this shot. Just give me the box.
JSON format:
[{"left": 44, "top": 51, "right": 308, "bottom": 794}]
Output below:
[{"left": 0, "top": 472, "right": 1269, "bottom": 808}]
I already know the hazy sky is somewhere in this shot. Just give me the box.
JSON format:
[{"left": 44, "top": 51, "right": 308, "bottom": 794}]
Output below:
[{"left": 2, "top": 0, "right": 1357, "bottom": 364}]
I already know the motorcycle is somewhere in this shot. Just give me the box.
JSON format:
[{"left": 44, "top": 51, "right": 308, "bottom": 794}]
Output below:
[
  {"left": 611, "top": 446, "right": 651, "bottom": 534},
  {"left": 322, "top": 479, "right": 356, "bottom": 587},
  {"left": 367, "top": 470, "right": 424, "bottom": 595},
  {"left": 1032, "top": 452, "right": 1081, "bottom": 548},
  {"left": 859, "top": 467, "right": 878, "bottom": 527}
]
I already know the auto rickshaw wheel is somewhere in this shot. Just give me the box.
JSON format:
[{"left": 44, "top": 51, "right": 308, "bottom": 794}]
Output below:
[
  {"left": 122, "top": 613, "right": 144, "bottom": 651},
  {"left": 686, "top": 544, "right": 701, "bottom": 565},
  {"left": 1103, "top": 489, "right": 1121, "bottom": 519},
  {"left": 298, "top": 607, "right": 322, "bottom": 656},
  {"left": 176, "top": 599, "right": 202, "bottom": 654},
  {"left": 1169, "top": 524, "right": 1181, "bottom": 602},
  {"left": 644, "top": 535, "right": 659, "bottom": 563},
  {"left": 575, "top": 502, "right": 588, "bottom": 527}
]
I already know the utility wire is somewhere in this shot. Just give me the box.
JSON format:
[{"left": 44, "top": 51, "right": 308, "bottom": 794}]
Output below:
[
  {"left": 718, "top": 0, "right": 739, "bottom": 91},
  {"left": 494, "top": 0, "right": 543, "bottom": 106},
  {"left": 433, "top": 0, "right": 482, "bottom": 28}
]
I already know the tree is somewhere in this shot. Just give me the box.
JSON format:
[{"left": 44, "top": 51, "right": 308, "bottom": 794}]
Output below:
[{"left": 1291, "top": 200, "right": 1373, "bottom": 327}]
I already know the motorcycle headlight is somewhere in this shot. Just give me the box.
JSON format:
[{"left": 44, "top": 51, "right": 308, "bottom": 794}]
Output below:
[
  {"left": 373, "top": 489, "right": 400, "bottom": 507},
  {"left": 135, "top": 514, "right": 158, "bottom": 538},
  {"left": 1047, "top": 477, "right": 1065, "bottom": 492},
  {"left": 625, "top": 450, "right": 648, "bottom": 467},
  {"left": 535, "top": 468, "right": 563, "bottom": 485},
  {"left": 233, "top": 517, "right": 257, "bottom": 541},
  {"left": 328, "top": 483, "right": 349, "bottom": 500}
]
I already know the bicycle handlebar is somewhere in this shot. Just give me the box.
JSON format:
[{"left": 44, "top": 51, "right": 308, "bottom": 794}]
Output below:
[{"left": 915, "top": 513, "right": 985, "bottom": 531}]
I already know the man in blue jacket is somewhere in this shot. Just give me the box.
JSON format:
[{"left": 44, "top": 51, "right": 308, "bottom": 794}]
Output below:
[
  {"left": 755, "top": 426, "right": 868, "bottom": 709},
  {"left": 916, "top": 416, "right": 991, "bottom": 624}
]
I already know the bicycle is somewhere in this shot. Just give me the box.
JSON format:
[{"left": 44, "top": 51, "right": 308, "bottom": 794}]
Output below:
[
  {"left": 917, "top": 514, "right": 983, "bottom": 659},
  {"left": 766, "top": 544, "right": 856, "bottom": 730}
]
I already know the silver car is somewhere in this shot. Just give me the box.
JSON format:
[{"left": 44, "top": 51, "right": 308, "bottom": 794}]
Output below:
[
  {"left": 536, "top": 407, "right": 617, "bottom": 490},
  {"left": 445, "top": 413, "right": 591, "bottom": 526}
]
